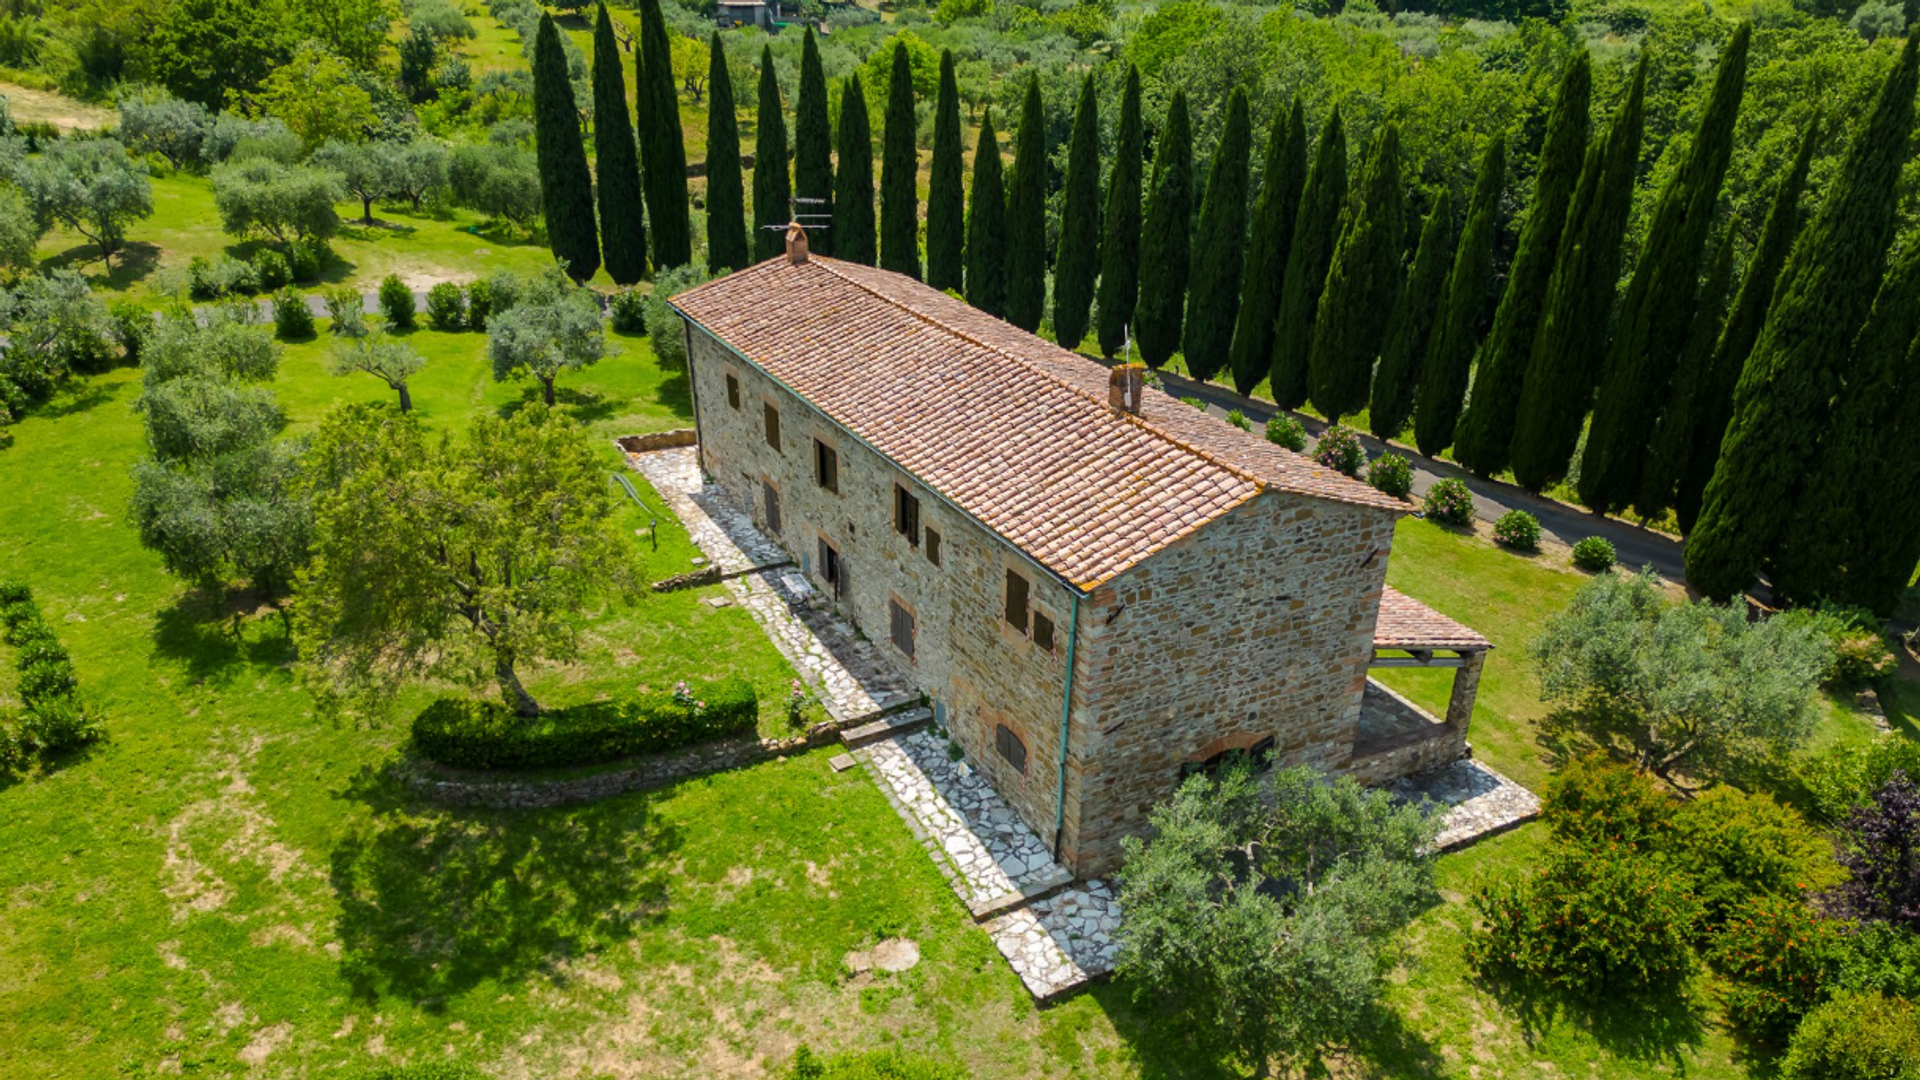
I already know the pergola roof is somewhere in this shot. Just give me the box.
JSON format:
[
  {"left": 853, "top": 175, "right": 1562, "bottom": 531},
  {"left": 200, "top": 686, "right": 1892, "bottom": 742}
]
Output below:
[{"left": 1373, "top": 587, "right": 1492, "bottom": 653}]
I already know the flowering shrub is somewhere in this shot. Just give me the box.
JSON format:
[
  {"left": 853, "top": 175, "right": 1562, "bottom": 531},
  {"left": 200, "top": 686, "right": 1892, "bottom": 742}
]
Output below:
[
  {"left": 1265, "top": 413, "right": 1307, "bottom": 451},
  {"left": 1366, "top": 453, "right": 1414, "bottom": 498},
  {"left": 1313, "top": 424, "right": 1364, "bottom": 476},
  {"left": 786, "top": 679, "right": 815, "bottom": 728},
  {"left": 1706, "top": 894, "right": 1843, "bottom": 1044},
  {"left": 1423, "top": 478, "right": 1474, "bottom": 525},
  {"left": 1493, "top": 509, "right": 1542, "bottom": 550},
  {"left": 671, "top": 680, "right": 707, "bottom": 716},
  {"left": 1572, "top": 535, "right": 1616, "bottom": 572}
]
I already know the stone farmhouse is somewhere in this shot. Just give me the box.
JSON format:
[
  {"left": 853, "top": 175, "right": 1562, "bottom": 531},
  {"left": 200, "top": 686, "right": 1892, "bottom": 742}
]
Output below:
[{"left": 670, "top": 232, "right": 1491, "bottom": 878}]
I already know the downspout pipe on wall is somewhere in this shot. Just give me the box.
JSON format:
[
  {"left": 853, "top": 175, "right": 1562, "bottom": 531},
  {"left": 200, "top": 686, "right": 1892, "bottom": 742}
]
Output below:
[{"left": 1052, "top": 591, "right": 1080, "bottom": 865}]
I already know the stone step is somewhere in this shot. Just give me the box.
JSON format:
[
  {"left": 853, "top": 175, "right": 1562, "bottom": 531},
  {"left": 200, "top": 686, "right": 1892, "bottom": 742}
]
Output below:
[
  {"left": 967, "top": 864, "right": 1077, "bottom": 922},
  {"left": 832, "top": 692, "right": 928, "bottom": 728},
  {"left": 840, "top": 707, "right": 933, "bottom": 749}
]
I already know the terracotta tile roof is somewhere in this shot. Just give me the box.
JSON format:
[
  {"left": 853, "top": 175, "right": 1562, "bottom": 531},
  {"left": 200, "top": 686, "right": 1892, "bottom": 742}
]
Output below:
[
  {"left": 1373, "top": 587, "right": 1492, "bottom": 651},
  {"left": 672, "top": 255, "right": 1406, "bottom": 590}
]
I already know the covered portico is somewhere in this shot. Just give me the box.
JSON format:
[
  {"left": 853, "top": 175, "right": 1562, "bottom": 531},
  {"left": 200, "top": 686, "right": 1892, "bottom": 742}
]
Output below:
[{"left": 1349, "top": 587, "right": 1493, "bottom": 783}]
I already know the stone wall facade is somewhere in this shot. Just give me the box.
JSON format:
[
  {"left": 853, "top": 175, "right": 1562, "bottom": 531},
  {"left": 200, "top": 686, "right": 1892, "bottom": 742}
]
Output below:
[{"left": 687, "top": 324, "right": 1403, "bottom": 877}]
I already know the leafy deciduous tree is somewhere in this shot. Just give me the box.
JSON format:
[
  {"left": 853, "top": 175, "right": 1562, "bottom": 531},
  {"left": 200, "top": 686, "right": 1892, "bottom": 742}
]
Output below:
[
  {"left": 486, "top": 268, "right": 609, "bottom": 406},
  {"left": 329, "top": 334, "right": 427, "bottom": 412}
]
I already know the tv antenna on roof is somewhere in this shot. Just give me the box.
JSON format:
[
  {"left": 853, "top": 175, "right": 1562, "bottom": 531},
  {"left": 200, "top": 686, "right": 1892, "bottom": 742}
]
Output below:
[{"left": 759, "top": 195, "right": 831, "bottom": 231}]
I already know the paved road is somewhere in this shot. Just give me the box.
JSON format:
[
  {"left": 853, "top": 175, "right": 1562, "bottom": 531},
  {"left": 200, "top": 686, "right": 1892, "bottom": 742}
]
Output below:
[{"left": 1141, "top": 365, "right": 1692, "bottom": 587}]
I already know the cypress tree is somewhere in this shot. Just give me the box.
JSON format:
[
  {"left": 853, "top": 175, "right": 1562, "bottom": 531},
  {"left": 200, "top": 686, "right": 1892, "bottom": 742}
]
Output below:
[
  {"left": 1371, "top": 189, "right": 1453, "bottom": 440},
  {"left": 1052, "top": 74, "right": 1101, "bottom": 350},
  {"left": 532, "top": 15, "right": 600, "bottom": 282},
  {"left": 1002, "top": 77, "right": 1048, "bottom": 332},
  {"left": 1182, "top": 88, "right": 1251, "bottom": 383},
  {"left": 1269, "top": 107, "right": 1345, "bottom": 409},
  {"left": 1834, "top": 332, "right": 1920, "bottom": 612},
  {"left": 1308, "top": 123, "right": 1406, "bottom": 424},
  {"left": 1228, "top": 98, "right": 1305, "bottom": 396},
  {"left": 592, "top": 4, "right": 645, "bottom": 284},
  {"left": 705, "top": 33, "right": 748, "bottom": 274},
  {"left": 832, "top": 73, "right": 876, "bottom": 265},
  {"left": 1452, "top": 53, "right": 1591, "bottom": 477},
  {"left": 880, "top": 41, "right": 920, "bottom": 279},
  {"left": 1773, "top": 238, "right": 1920, "bottom": 605},
  {"left": 1634, "top": 227, "right": 1736, "bottom": 521},
  {"left": 752, "top": 45, "right": 790, "bottom": 263},
  {"left": 636, "top": 0, "right": 690, "bottom": 269},
  {"left": 1509, "top": 58, "right": 1645, "bottom": 494},
  {"left": 1668, "top": 120, "right": 1817, "bottom": 533},
  {"left": 926, "top": 50, "right": 964, "bottom": 291},
  {"left": 1094, "top": 66, "right": 1144, "bottom": 358},
  {"left": 1687, "top": 31, "right": 1919, "bottom": 600},
  {"left": 964, "top": 112, "right": 1007, "bottom": 317},
  {"left": 1133, "top": 91, "right": 1192, "bottom": 369},
  {"left": 1579, "top": 25, "right": 1749, "bottom": 514},
  {"left": 1414, "top": 136, "right": 1503, "bottom": 459},
  {"left": 794, "top": 28, "right": 833, "bottom": 256}
]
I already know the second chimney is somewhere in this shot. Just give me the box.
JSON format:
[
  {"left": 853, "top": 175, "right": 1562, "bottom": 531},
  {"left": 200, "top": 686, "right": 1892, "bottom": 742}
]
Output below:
[
  {"left": 1108, "top": 363, "right": 1145, "bottom": 415},
  {"left": 786, "top": 222, "right": 810, "bottom": 265}
]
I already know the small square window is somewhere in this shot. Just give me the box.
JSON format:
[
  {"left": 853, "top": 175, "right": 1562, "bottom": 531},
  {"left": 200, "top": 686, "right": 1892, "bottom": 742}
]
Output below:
[
  {"left": 1033, "top": 611, "right": 1055, "bottom": 653},
  {"left": 1004, "top": 570, "right": 1029, "bottom": 634},
  {"left": 925, "top": 527, "right": 942, "bottom": 567},
  {"left": 764, "top": 404, "right": 781, "bottom": 450},
  {"left": 814, "top": 439, "right": 839, "bottom": 494},
  {"left": 725, "top": 373, "right": 740, "bottom": 409},
  {"left": 894, "top": 484, "right": 920, "bottom": 546},
  {"left": 995, "top": 724, "right": 1028, "bottom": 773},
  {"left": 889, "top": 598, "right": 916, "bottom": 659}
]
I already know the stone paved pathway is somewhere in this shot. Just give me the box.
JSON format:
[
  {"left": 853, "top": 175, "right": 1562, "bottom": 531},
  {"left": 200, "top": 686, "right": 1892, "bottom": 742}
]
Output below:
[{"left": 624, "top": 444, "right": 1543, "bottom": 1003}]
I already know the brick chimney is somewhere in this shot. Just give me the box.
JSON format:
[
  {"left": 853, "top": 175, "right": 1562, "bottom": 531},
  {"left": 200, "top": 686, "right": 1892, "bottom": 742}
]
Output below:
[
  {"left": 1108, "top": 363, "right": 1145, "bottom": 415},
  {"left": 785, "top": 222, "right": 809, "bottom": 265}
]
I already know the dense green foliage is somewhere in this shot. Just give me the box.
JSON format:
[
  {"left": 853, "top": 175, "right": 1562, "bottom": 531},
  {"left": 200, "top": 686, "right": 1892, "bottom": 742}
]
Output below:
[
  {"left": 1366, "top": 453, "right": 1413, "bottom": 498},
  {"left": 926, "top": 50, "right": 965, "bottom": 292},
  {"left": 705, "top": 34, "right": 749, "bottom": 275},
  {"left": 1369, "top": 189, "right": 1451, "bottom": 440},
  {"left": 1688, "top": 32, "right": 1920, "bottom": 601},
  {"left": 1580, "top": 27, "right": 1748, "bottom": 514},
  {"left": 753, "top": 46, "right": 791, "bottom": 264},
  {"left": 1132, "top": 91, "right": 1191, "bottom": 368},
  {"left": 1265, "top": 412, "right": 1306, "bottom": 452},
  {"left": 963, "top": 113, "right": 1005, "bottom": 316},
  {"left": 1571, "top": 535, "right": 1615, "bottom": 572},
  {"left": 1180, "top": 88, "right": 1250, "bottom": 383},
  {"left": 1509, "top": 59, "right": 1644, "bottom": 494},
  {"left": 880, "top": 42, "right": 920, "bottom": 280},
  {"left": 593, "top": 3, "right": 647, "bottom": 285},
  {"left": 1228, "top": 98, "right": 1304, "bottom": 396},
  {"left": 1452, "top": 54, "right": 1590, "bottom": 478},
  {"left": 1051, "top": 74, "right": 1101, "bottom": 351},
  {"left": 794, "top": 28, "right": 834, "bottom": 257},
  {"left": 0, "top": 581, "right": 104, "bottom": 768},
  {"left": 1422, "top": 477, "right": 1474, "bottom": 526},
  {"left": 1779, "top": 992, "right": 1920, "bottom": 1080},
  {"left": 1269, "top": 108, "right": 1344, "bottom": 409},
  {"left": 531, "top": 16, "right": 599, "bottom": 282},
  {"left": 1312, "top": 424, "right": 1364, "bottom": 477},
  {"left": 1117, "top": 762, "right": 1438, "bottom": 1079},
  {"left": 1001, "top": 77, "right": 1048, "bottom": 333},
  {"left": 1636, "top": 228, "right": 1736, "bottom": 521},
  {"left": 412, "top": 677, "right": 757, "bottom": 770},
  {"left": 1414, "top": 137, "right": 1502, "bottom": 459},
  {"left": 833, "top": 73, "right": 876, "bottom": 266},
  {"left": 786, "top": 1046, "right": 966, "bottom": 1080},
  {"left": 1093, "top": 66, "right": 1143, "bottom": 359},
  {"left": 486, "top": 268, "right": 609, "bottom": 407},
  {"left": 1492, "top": 509, "right": 1540, "bottom": 550}
]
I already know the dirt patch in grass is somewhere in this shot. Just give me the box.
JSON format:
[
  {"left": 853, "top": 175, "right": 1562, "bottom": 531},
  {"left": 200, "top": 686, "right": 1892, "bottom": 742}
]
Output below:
[{"left": 0, "top": 83, "right": 113, "bottom": 132}]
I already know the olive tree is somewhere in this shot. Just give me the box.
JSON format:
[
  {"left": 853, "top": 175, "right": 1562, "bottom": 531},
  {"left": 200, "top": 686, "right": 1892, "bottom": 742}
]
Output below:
[
  {"left": 14, "top": 139, "right": 154, "bottom": 265},
  {"left": 1117, "top": 762, "right": 1439, "bottom": 1079},
  {"left": 486, "top": 268, "right": 606, "bottom": 406},
  {"left": 1532, "top": 568, "right": 1834, "bottom": 790},
  {"left": 311, "top": 139, "right": 395, "bottom": 225},
  {"left": 291, "top": 403, "right": 635, "bottom": 716},
  {"left": 212, "top": 157, "right": 343, "bottom": 246},
  {"left": 117, "top": 87, "right": 213, "bottom": 170},
  {"left": 329, "top": 334, "right": 426, "bottom": 412}
]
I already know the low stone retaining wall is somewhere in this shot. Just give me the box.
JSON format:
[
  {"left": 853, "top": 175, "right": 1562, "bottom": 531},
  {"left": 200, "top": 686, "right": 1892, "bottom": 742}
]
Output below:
[
  {"left": 617, "top": 429, "right": 698, "bottom": 454},
  {"left": 401, "top": 719, "right": 848, "bottom": 810}
]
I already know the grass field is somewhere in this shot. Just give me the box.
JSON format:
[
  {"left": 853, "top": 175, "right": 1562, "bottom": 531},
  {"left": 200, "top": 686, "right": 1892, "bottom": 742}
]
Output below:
[{"left": 1, "top": 306, "right": 1914, "bottom": 1077}]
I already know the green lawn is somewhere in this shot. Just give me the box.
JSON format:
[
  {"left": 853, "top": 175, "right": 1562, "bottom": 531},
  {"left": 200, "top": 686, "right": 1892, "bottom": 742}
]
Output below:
[{"left": 1, "top": 319, "right": 1912, "bottom": 1077}]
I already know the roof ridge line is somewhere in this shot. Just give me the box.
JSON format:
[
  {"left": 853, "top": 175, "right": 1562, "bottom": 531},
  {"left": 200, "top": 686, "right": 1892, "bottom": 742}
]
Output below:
[{"left": 808, "top": 257, "right": 1275, "bottom": 492}]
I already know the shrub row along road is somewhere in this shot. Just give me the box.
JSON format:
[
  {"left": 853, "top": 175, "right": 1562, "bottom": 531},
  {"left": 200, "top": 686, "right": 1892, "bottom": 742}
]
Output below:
[{"left": 1143, "top": 363, "right": 1692, "bottom": 588}]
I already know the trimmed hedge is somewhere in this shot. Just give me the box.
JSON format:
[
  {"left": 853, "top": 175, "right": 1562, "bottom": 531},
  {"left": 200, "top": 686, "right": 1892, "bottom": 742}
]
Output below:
[
  {"left": 1493, "top": 509, "right": 1542, "bottom": 550},
  {"left": 413, "top": 677, "right": 759, "bottom": 770},
  {"left": 1265, "top": 413, "right": 1307, "bottom": 451},
  {"left": 1572, "top": 535, "right": 1616, "bottom": 571},
  {"left": 0, "top": 579, "right": 104, "bottom": 765}
]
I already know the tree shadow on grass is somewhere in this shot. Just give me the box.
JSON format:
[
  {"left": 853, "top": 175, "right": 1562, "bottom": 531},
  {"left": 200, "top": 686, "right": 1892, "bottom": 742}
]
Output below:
[
  {"left": 1469, "top": 963, "right": 1707, "bottom": 1070},
  {"left": 39, "top": 241, "right": 161, "bottom": 291},
  {"left": 329, "top": 763, "right": 680, "bottom": 1007},
  {"left": 1079, "top": 981, "right": 1243, "bottom": 1080},
  {"left": 39, "top": 373, "right": 133, "bottom": 420},
  {"left": 654, "top": 370, "right": 691, "bottom": 419},
  {"left": 497, "top": 384, "right": 618, "bottom": 423},
  {"left": 150, "top": 587, "right": 297, "bottom": 685},
  {"left": 1534, "top": 704, "right": 1799, "bottom": 803}
]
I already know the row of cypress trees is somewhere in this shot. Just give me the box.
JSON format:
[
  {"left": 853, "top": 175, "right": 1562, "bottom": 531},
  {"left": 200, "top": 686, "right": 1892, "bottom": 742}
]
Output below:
[{"left": 531, "top": 2, "right": 693, "bottom": 283}]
